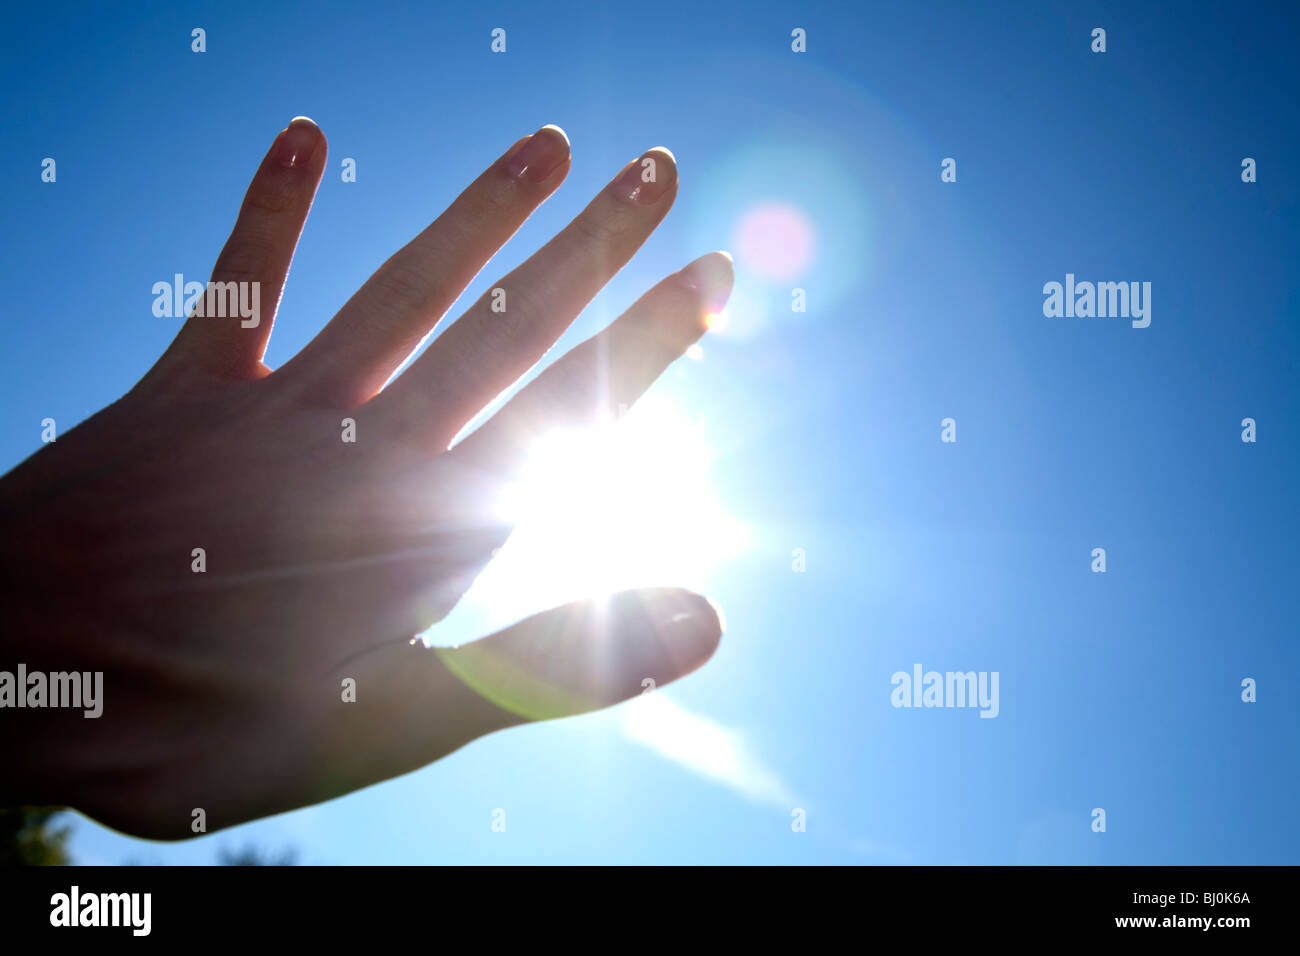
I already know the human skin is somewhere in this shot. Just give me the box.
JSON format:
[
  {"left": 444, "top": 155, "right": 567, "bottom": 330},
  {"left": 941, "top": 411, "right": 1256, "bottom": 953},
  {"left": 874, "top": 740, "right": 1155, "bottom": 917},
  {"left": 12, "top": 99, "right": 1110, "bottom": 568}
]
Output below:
[{"left": 0, "top": 118, "right": 732, "bottom": 840}]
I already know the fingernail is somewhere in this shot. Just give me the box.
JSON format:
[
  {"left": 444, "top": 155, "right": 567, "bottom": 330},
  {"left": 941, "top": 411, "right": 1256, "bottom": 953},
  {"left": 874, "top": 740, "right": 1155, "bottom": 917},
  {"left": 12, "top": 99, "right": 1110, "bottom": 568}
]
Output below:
[
  {"left": 704, "top": 596, "right": 728, "bottom": 635},
  {"left": 612, "top": 147, "right": 677, "bottom": 204},
  {"left": 658, "top": 591, "right": 725, "bottom": 660},
  {"left": 504, "top": 125, "right": 570, "bottom": 183},
  {"left": 676, "top": 251, "right": 735, "bottom": 313},
  {"left": 273, "top": 116, "right": 319, "bottom": 168}
]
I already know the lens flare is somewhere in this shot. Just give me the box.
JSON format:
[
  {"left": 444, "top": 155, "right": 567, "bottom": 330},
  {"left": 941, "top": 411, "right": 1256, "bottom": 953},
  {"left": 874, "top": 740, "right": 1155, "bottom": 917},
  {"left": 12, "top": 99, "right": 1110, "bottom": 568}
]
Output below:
[{"left": 731, "top": 201, "right": 815, "bottom": 283}]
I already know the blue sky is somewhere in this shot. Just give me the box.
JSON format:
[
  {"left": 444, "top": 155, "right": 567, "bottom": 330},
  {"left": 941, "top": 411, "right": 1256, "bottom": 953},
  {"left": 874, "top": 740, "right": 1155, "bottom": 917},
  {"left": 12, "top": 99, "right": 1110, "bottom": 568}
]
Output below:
[{"left": 2, "top": 0, "right": 1297, "bottom": 863}]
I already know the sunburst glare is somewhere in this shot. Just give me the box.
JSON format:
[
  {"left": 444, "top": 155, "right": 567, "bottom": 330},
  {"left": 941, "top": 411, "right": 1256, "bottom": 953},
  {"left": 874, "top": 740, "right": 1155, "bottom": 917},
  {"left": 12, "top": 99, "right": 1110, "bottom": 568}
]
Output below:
[{"left": 461, "top": 394, "right": 749, "bottom": 624}]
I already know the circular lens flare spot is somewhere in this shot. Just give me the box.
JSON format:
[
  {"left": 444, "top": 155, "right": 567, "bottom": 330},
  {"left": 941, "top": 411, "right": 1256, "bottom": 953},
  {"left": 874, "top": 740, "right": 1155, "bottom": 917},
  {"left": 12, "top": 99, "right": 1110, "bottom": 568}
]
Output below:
[{"left": 732, "top": 202, "right": 815, "bottom": 282}]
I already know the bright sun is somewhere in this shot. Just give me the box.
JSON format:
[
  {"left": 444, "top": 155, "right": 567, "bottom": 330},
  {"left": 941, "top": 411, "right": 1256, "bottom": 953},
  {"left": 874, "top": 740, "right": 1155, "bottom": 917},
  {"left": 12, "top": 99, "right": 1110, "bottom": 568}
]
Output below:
[{"left": 460, "top": 393, "right": 749, "bottom": 623}]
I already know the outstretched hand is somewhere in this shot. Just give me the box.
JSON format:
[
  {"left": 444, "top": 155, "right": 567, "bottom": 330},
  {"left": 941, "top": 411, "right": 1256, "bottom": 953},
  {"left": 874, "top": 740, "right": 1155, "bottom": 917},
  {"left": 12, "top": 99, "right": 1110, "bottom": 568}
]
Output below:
[{"left": 0, "top": 118, "right": 732, "bottom": 839}]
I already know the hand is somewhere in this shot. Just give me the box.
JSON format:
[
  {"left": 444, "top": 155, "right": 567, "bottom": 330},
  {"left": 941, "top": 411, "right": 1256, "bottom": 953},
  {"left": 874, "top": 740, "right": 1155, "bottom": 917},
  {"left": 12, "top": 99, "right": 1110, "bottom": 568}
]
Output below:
[{"left": 0, "top": 118, "right": 732, "bottom": 839}]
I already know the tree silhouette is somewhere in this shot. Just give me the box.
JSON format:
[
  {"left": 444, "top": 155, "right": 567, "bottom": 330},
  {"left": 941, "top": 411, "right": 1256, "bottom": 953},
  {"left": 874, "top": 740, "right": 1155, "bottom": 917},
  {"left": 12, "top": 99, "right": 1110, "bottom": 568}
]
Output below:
[
  {"left": 217, "top": 843, "right": 298, "bottom": 865},
  {"left": 3, "top": 805, "right": 299, "bottom": 866},
  {"left": 0, "top": 807, "right": 72, "bottom": 866}
]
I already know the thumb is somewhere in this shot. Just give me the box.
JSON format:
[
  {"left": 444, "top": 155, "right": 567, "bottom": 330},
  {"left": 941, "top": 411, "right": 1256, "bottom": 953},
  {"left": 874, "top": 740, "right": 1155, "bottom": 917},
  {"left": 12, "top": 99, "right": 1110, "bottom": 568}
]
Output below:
[
  {"left": 438, "top": 587, "right": 724, "bottom": 723},
  {"left": 336, "top": 588, "right": 724, "bottom": 789}
]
